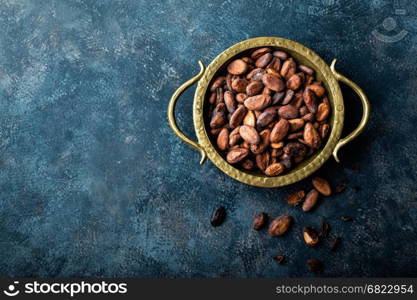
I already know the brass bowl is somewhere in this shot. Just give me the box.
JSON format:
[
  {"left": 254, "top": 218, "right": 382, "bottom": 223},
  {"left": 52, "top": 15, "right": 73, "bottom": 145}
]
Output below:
[{"left": 168, "top": 37, "right": 370, "bottom": 188}]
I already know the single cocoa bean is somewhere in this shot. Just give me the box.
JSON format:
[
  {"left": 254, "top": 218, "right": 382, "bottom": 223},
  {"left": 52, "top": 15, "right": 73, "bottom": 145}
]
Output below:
[
  {"left": 307, "top": 259, "right": 322, "bottom": 272},
  {"left": 286, "top": 73, "right": 304, "bottom": 90},
  {"left": 224, "top": 91, "right": 236, "bottom": 113},
  {"left": 267, "top": 57, "right": 281, "bottom": 72},
  {"left": 239, "top": 125, "right": 260, "bottom": 144},
  {"left": 253, "top": 212, "right": 268, "bottom": 230},
  {"left": 280, "top": 58, "right": 296, "bottom": 79},
  {"left": 299, "top": 65, "right": 314, "bottom": 75},
  {"left": 210, "top": 103, "right": 226, "bottom": 129},
  {"left": 307, "top": 83, "right": 325, "bottom": 97},
  {"left": 286, "top": 190, "right": 305, "bottom": 206},
  {"left": 268, "top": 215, "right": 293, "bottom": 236},
  {"left": 303, "top": 123, "right": 321, "bottom": 148},
  {"left": 255, "top": 53, "right": 273, "bottom": 68},
  {"left": 283, "top": 142, "right": 307, "bottom": 157},
  {"left": 319, "top": 222, "right": 330, "bottom": 237},
  {"left": 312, "top": 176, "right": 332, "bottom": 196},
  {"left": 241, "top": 158, "right": 254, "bottom": 170},
  {"left": 210, "top": 206, "right": 226, "bottom": 227},
  {"left": 287, "top": 132, "right": 303, "bottom": 139},
  {"left": 330, "top": 237, "right": 342, "bottom": 251},
  {"left": 229, "top": 105, "right": 247, "bottom": 128},
  {"left": 251, "top": 47, "right": 271, "bottom": 60},
  {"left": 316, "top": 102, "right": 330, "bottom": 121},
  {"left": 246, "top": 80, "right": 264, "bottom": 96},
  {"left": 257, "top": 107, "right": 276, "bottom": 128},
  {"left": 319, "top": 123, "right": 330, "bottom": 139},
  {"left": 278, "top": 105, "right": 299, "bottom": 119},
  {"left": 282, "top": 89, "right": 294, "bottom": 105},
  {"left": 244, "top": 94, "right": 271, "bottom": 110},
  {"left": 270, "top": 141, "right": 284, "bottom": 149},
  {"left": 288, "top": 118, "right": 305, "bottom": 132},
  {"left": 243, "top": 110, "right": 256, "bottom": 127},
  {"left": 303, "top": 88, "right": 317, "bottom": 113},
  {"left": 303, "top": 227, "right": 319, "bottom": 246},
  {"left": 250, "top": 129, "right": 270, "bottom": 154},
  {"left": 229, "top": 126, "right": 241, "bottom": 146},
  {"left": 210, "top": 76, "right": 226, "bottom": 91},
  {"left": 272, "top": 91, "right": 285, "bottom": 105},
  {"left": 264, "top": 162, "right": 285, "bottom": 176},
  {"left": 256, "top": 151, "right": 270, "bottom": 170},
  {"left": 262, "top": 73, "right": 285, "bottom": 92},
  {"left": 302, "top": 189, "right": 319, "bottom": 212},
  {"left": 226, "top": 148, "right": 249, "bottom": 164},
  {"left": 235, "top": 93, "right": 247, "bottom": 103},
  {"left": 274, "top": 254, "right": 286, "bottom": 264},
  {"left": 272, "top": 50, "right": 288, "bottom": 60},
  {"left": 231, "top": 77, "right": 249, "bottom": 93},
  {"left": 270, "top": 119, "right": 289, "bottom": 142},
  {"left": 217, "top": 128, "right": 229, "bottom": 151},
  {"left": 302, "top": 112, "right": 315, "bottom": 122},
  {"left": 227, "top": 59, "right": 248, "bottom": 75},
  {"left": 241, "top": 56, "right": 254, "bottom": 65},
  {"left": 246, "top": 67, "right": 264, "bottom": 80}
]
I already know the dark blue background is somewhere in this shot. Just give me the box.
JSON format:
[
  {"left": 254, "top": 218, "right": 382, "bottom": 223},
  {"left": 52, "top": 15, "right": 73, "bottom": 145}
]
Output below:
[{"left": 0, "top": 0, "right": 416, "bottom": 277}]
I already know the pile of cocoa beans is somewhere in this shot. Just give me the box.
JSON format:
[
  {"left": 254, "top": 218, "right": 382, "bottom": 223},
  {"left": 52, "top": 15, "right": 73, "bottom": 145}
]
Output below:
[{"left": 208, "top": 47, "right": 331, "bottom": 176}]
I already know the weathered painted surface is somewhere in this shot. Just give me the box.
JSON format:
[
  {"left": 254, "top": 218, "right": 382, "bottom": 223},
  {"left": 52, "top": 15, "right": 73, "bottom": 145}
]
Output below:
[{"left": 0, "top": 0, "right": 416, "bottom": 277}]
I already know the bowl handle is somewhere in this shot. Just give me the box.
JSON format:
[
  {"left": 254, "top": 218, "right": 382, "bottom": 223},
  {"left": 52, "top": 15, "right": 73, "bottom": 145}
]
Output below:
[
  {"left": 167, "top": 60, "right": 207, "bottom": 164},
  {"left": 330, "top": 59, "right": 371, "bottom": 163}
]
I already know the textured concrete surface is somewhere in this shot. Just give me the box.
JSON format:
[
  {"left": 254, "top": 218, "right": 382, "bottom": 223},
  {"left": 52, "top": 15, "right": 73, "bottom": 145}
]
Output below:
[{"left": 0, "top": 0, "right": 416, "bottom": 277}]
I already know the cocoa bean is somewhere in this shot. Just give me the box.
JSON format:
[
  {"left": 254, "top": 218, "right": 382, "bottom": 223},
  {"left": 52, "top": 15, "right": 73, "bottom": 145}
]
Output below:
[
  {"left": 264, "top": 162, "right": 285, "bottom": 176},
  {"left": 229, "top": 105, "right": 247, "bottom": 128},
  {"left": 244, "top": 94, "right": 271, "bottom": 110},
  {"left": 252, "top": 212, "right": 268, "bottom": 230},
  {"left": 302, "top": 189, "right": 319, "bottom": 212},
  {"left": 262, "top": 73, "right": 285, "bottom": 92},
  {"left": 270, "top": 119, "right": 289, "bottom": 142},
  {"left": 226, "top": 148, "right": 249, "bottom": 164},
  {"left": 303, "top": 123, "right": 321, "bottom": 148},
  {"left": 227, "top": 59, "right": 248, "bottom": 75},
  {"left": 286, "top": 190, "right": 305, "bottom": 206},
  {"left": 217, "top": 128, "right": 229, "bottom": 151},
  {"left": 239, "top": 125, "right": 260, "bottom": 144},
  {"left": 303, "top": 227, "right": 319, "bottom": 246},
  {"left": 255, "top": 53, "right": 273, "bottom": 68},
  {"left": 268, "top": 215, "right": 293, "bottom": 236}
]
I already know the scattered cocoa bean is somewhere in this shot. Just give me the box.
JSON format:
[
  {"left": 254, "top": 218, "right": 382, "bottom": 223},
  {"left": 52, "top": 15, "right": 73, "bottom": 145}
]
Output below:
[
  {"left": 264, "top": 162, "right": 285, "bottom": 176},
  {"left": 303, "top": 227, "right": 320, "bottom": 246},
  {"left": 302, "top": 189, "right": 319, "bottom": 212},
  {"left": 252, "top": 212, "right": 268, "bottom": 230},
  {"left": 226, "top": 148, "right": 249, "bottom": 164},
  {"left": 268, "top": 215, "right": 293, "bottom": 236},
  {"left": 319, "top": 222, "right": 331, "bottom": 237},
  {"left": 286, "top": 190, "right": 305, "bottom": 206},
  {"left": 210, "top": 206, "right": 226, "bottom": 227},
  {"left": 307, "top": 259, "right": 322, "bottom": 272},
  {"left": 274, "top": 254, "right": 286, "bottom": 264},
  {"left": 330, "top": 236, "right": 342, "bottom": 251},
  {"left": 312, "top": 176, "right": 332, "bottom": 196},
  {"left": 227, "top": 59, "right": 248, "bottom": 75}
]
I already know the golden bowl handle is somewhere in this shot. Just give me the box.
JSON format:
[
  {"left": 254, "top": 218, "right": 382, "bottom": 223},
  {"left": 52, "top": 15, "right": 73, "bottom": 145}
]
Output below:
[
  {"left": 167, "top": 60, "right": 207, "bottom": 164},
  {"left": 330, "top": 59, "right": 371, "bottom": 163}
]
